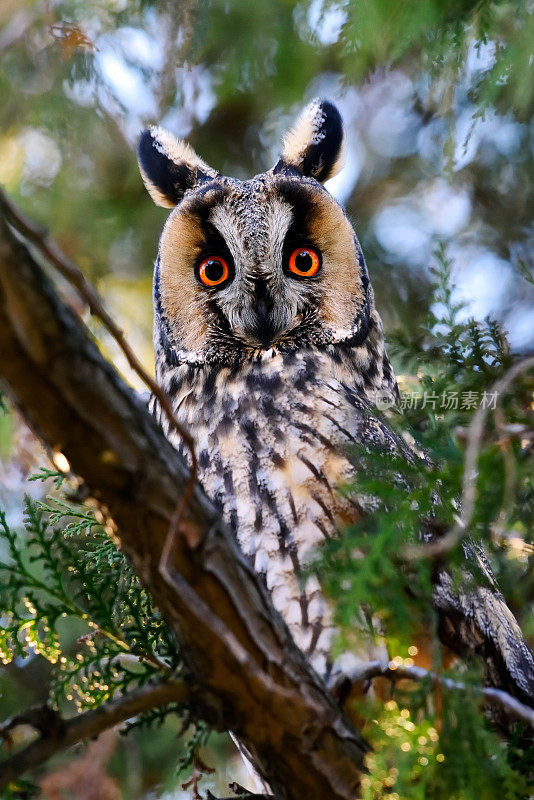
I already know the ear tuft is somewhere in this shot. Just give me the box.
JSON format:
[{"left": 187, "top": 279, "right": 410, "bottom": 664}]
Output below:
[
  {"left": 137, "top": 127, "right": 218, "bottom": 208},
  {"left": 275, "top": 98, "right": 345, "bottom": 183}
]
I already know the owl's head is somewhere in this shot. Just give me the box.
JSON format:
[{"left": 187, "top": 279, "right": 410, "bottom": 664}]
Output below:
[{"left": 138, "top": 99, "right": 375, "bottom": 367}]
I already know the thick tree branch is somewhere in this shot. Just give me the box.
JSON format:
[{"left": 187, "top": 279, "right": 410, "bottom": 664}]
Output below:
[
  {"left": 0, "top": 187, "right": 199, "bottom": 489},
  {"left": 339, "top": 660, "right": 534, "bottom": 727},
  {"left": 0, "top": 207, "right": 368, "bottom": 797},
  {"left": 0, "top": 679, "right": 188, "bottom": 789}
]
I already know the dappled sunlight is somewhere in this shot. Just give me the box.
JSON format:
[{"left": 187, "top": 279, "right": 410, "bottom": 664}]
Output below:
[{"left": 0, "top": 3, "right": 533, "bottom": 798}]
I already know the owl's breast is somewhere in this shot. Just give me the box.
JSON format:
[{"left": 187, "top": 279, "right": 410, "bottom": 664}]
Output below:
[{"left": 160, "top": 348, "right": 399, "bottom": 669}]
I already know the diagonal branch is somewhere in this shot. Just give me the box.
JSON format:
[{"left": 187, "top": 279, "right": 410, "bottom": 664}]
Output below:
[
  {"left": 339, "top": 660, "right": 534, "bottom": 727},
  {"left": 0, "top": 200, "right": 368, "bottom": 798},
  {"left": 0, "top": 679, "right": 188, "bottom": 790},
  {"left": 0, "top": 188, "right": 199, "bottom": 499}
]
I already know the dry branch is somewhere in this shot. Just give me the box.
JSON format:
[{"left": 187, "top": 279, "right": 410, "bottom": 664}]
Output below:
[
  {"left": 340, "top": 661, "right": 534, "bottom": 727},
  {"left": 0, "top": 205, "right": 368, "bottom": 797},
  {"left": 0, "top": 679, "right": 188, "bottom": 789}
]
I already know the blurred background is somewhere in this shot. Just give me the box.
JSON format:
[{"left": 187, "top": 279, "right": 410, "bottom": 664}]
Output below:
[{"left": 0, "top": 0, "right": 533, "bottom": 797}]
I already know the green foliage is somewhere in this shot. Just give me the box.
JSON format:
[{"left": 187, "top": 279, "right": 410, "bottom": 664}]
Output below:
[
  {"left": 27, "top": 468, "right": 66, "bottom": 490},
  {"left": 323, "top": 244, "right": 531, "bottom": 638},
  {"left": 1, "top": 0, "right": 533, "bottom": 363},
  {"left": 1, "top": 778, "right": 41, "bottom": 799},
  {"left": 342, "top": 0, "right": 534, "bottom": 118},
  {"left": 1, "top": 2, "right": 534, "bottom": 794},
  {"left": 319, "top": 245, "right": 534, "bottom": 798},
  {"left": 0, "top": 495, "right": 180, "bottom": 698},
  {"left": 1, "top": 252, "right": 530, "bottom": 797},
  {"left": 360, "top": 687, "right": 528, "bottom": 800},
  {"left": 0, "top": 489, "right": 214, "bottom": 796},
  {"left": 0, "top": 253, "right": 532, "bottom": 798}
]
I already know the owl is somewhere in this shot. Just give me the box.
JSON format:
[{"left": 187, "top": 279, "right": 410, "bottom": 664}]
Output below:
[{"left": 137, "top": 99, "right": 534, "bottom": 702}]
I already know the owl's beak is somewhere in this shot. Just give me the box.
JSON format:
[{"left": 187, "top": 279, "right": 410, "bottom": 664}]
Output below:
[{"left": 247, "top": 278, "right": 281, "bottom": 348}]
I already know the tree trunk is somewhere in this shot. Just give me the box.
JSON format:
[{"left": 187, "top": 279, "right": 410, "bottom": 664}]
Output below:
[{"left": 0, "top": 213, "right": 368, "bottom": 798}]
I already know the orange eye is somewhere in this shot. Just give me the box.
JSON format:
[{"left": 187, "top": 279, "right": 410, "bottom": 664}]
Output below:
[
  {"left": 198, "top": 256, "right": 230, "bottom": 287},
  {"left": 288, "top": 247, "right": 320, "bottom": 277}
]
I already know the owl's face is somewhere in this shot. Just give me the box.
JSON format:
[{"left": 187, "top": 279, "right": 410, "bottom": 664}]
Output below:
[{"left": 138, "top": 100, "right": 374, "bottom": 365}]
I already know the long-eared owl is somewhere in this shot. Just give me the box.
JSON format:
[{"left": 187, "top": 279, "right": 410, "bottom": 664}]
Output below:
[{"left": 137, "top": 100, "right": 534, "bottom": 699}]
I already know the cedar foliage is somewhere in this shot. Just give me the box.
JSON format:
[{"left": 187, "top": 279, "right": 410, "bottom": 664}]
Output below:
[
  {"left": 320, "top": 245, "right": 534, "bottom": 798},
  {"left": 1, "top": 248, "right": 532, "bottom": 798},
  {"left": 1, "top": 0, "right": 534, "bottom": 796}
]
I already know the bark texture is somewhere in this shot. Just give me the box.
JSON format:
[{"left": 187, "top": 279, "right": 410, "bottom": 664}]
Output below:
[{"left": 0, "top": 215, "right": 368, "bottom": 797}]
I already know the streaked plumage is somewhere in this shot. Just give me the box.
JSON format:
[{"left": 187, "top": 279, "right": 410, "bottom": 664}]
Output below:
[{"left": 138, "top": 100, "right": 534, "bottom": 703}]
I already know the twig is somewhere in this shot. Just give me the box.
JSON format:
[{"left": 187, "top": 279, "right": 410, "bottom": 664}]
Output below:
[
  {"left": 403, "top": 355, "right": 534, "bottom": 559},
  {"left": 182, "top": 752, "right": 215, "bottom": 799},
  {"left": 0, "top": 679, "right": 188, "bottom": 791},
  {"left": 207, "top": 794, "right": 276, "bottom": 800},
  {"left": 339, "top": 660, "right": 534, "bottom": 727},
  {"left": 491, "top": 400, "right": 517, "bottom": 540},
  {"left": 223, "top": 782, "right": 279, "bottom": 798},
  {"left": 0, "top": 188, "right": 198, "bottom": 517}
]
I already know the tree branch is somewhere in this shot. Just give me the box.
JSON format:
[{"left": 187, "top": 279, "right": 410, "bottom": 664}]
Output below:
[
  {"left": 403, "top": 355, "right": 534, "bottom": 560},
  {"left": 208, "top": 793, "right": 276, "bottom": 800},
  {"left": 0, "top": 680, "right": 188, "bottom": 789},
  {"left": 0, "top": 187, "right": 199, "bottom": 493},
  {"left": 339, "top": 660, "right": 534, "bottom": 727},
  {"left": 0, "top": 201, "right": 368, "bottom": 797}
]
